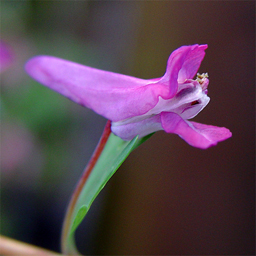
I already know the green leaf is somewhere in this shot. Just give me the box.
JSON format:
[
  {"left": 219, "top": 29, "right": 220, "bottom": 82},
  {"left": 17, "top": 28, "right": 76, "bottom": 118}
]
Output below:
[
  {"left": 64, "top": 132, "right": 152, "bottom": 254},
  {"left": 70, "top": 205, "right": 87, "bottom": 234}
]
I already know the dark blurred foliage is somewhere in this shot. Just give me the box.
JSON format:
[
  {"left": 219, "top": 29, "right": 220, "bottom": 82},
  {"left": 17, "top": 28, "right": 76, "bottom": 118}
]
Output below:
[{"left": 0, "top": 1, "right": 255, "bottom": 255}]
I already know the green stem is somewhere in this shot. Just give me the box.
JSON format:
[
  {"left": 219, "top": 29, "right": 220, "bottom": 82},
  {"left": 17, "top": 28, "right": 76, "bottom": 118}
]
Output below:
[{"left": 61, "top": 120, "right": 112, "bottom": 254}]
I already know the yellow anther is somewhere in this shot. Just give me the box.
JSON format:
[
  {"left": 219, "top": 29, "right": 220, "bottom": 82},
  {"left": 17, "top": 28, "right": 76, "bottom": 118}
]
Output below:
[{"left": 196, "top": 73, "right": 209, "bottom": 85}]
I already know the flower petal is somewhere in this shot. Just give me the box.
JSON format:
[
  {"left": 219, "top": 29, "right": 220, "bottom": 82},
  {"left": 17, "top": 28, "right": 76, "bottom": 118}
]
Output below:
[
  {"left": 111, "top": 114, "right": 163, "bottom": 140},
  {"left": 178, "top": 44, "right": 208, "bottom": 82},
  {"left": 161, "top": 112, "right": 232, "bottom": 149},
  {"left": 25, "top": 56, "right": 169, "bottom": 122},
  {"left": 161, "top": 44, "right": 208, "bottom": 94}
]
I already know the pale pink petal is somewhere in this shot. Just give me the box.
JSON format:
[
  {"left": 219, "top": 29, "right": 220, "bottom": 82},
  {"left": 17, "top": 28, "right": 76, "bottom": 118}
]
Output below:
[
  {"left": 111, "top": 115, "right": 163, "bottom": 140},
  {"left": 161, "top": 112, "right": 232, "bottom": 149},
  {"left": 25, "top": 56, "right": 169, "bottom": 122}
]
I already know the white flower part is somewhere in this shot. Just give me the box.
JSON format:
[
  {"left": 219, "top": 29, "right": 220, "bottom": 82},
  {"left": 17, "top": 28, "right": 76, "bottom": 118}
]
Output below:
[{"left": 111, "top": 114, "right": 163, "bottom": 140}]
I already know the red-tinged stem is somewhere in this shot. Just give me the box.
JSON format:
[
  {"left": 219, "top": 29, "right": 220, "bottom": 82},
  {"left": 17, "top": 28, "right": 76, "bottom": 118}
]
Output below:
[
  {"left": 0, "top": 235, "right": 61, "bottom": 256},
  {"left": 61, "top": 120, "right": 112, "bottom": 254}
]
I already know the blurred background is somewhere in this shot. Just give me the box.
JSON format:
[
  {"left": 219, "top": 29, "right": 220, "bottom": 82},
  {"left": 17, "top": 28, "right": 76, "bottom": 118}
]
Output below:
[{"left": 0, "top": 1, "right": 255, "bottom": 255}]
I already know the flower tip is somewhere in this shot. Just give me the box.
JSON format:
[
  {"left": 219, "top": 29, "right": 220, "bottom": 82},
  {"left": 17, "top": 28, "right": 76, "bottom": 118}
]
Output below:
[
  {"left": 200, "top": 44, "right": 208, "bottom": 49},
  {"left": 222, "top": 127, "right": 232, "bottom": 140},
  {"left": 25, "top": 56, "right": 40, "bottom": 75},
  {"left": 195, "top": 44, "right": 208, "bottom": 51},
  {"left": 25, "top": 56, "right": 52, "bottom": 85},
  {"left": 198, "top": 126, "right": 232, "bottom": 149},
  {"left": 189, "top": 44, "right": 208, "bottom": 51}
]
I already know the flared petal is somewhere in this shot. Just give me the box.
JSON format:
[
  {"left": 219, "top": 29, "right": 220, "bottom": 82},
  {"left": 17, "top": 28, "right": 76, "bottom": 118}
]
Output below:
[
  {"left": 161, "top": 112, "right": 232, "bottom": 149},
  {"left": 25, "top": 56, "right": 170, "bottom": 122}
]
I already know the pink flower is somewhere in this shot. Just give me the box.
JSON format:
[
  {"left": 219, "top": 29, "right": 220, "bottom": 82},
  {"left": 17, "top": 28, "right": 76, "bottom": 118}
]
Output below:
[
  {"left": 0, "top": 40, "right": 14, "bottom": 72},
  {"left": 25, "top": 44, "right": 231, "bottom": 149}
]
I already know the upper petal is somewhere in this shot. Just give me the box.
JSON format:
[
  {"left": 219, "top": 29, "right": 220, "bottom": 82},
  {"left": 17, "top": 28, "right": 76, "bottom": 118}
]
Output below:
[
  {"left": 177, "top": 44, "right": 208, "bottom": 82},
  {"left": 25, "top": 56, "right": 169, "bottom": 122},
  {"left": 161, "top": 112, "right": 232, "bottom": 149},
  {"left": 160, "top": 44, "right": 208, "bottom": 97}
]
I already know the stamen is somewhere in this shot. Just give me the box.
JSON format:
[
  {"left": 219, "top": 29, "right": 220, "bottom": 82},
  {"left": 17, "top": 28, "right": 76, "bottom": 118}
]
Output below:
[{"left": 196, "top": 73, "right": 209, "bottom": 85}]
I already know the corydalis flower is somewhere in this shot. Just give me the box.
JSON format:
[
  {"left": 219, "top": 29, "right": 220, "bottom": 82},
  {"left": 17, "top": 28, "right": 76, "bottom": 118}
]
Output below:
[{"left": 25, "top": 44, "right": 231, "bottom": 149}]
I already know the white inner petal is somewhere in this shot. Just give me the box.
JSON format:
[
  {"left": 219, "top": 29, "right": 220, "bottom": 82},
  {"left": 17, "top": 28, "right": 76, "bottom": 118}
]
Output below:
[{"left": 113, "top": 79, "right": 210, "bottom": 126}]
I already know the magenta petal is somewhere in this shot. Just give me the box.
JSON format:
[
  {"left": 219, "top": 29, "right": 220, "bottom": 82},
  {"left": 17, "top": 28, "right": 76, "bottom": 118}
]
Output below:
[
  {"left": 25, "top": 56, "right": 169, "bottom": 122},
  {"left": 160, "top": 44, "right": 207, "bottom": 99},
  {"left": 178, "top": 44, "right": 208, "bottom": 82},
  {"left": 161, "top": 112, "right": 232, "bottom": 149},
  {"left": 160, "top": 45, "right": 192, "bottom": 98},
  {"left": 161, "top": 44, "right": 207, "bottom": 94}
]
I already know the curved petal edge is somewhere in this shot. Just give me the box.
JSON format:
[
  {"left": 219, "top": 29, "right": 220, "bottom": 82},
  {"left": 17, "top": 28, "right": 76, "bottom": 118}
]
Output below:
[{"left": 161, "top": 112, "right": 232, "bottom": 149}]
